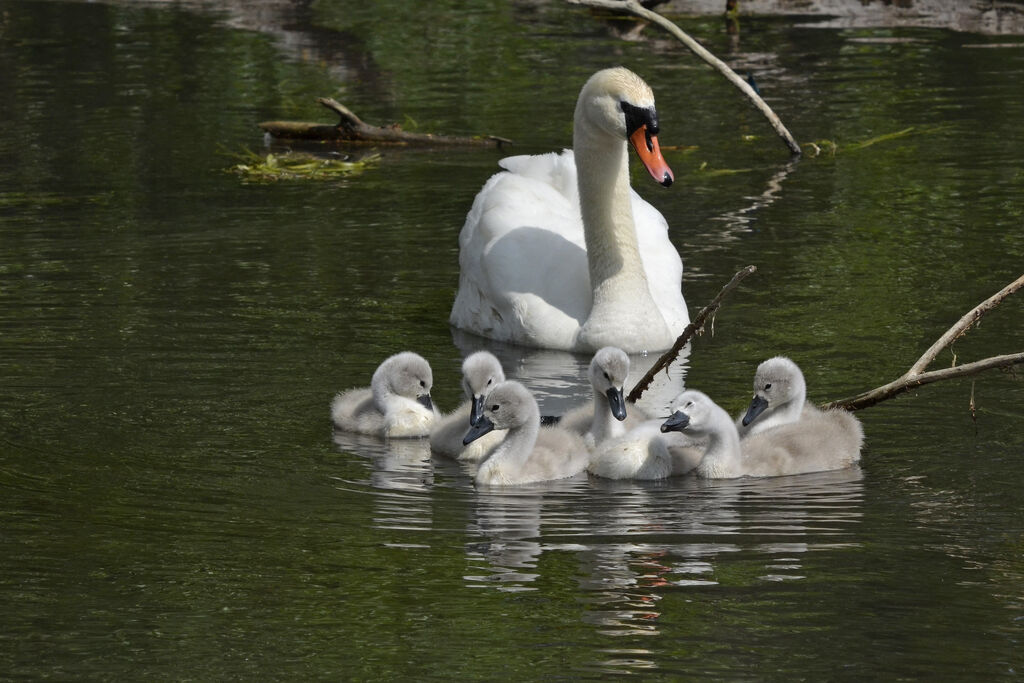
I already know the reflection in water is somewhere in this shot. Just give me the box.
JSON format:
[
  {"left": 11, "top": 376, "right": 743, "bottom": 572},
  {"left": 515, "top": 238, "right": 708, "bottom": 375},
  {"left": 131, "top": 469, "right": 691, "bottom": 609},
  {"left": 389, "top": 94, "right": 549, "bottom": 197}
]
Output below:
[
  {"left": 331, "top": 430, "right": 434, "bottom": 494},
  {"left": 464, "top": 489, "right": 545, "bottom": 592},
  {"left": 450, "top": 329, "right": 691, "bottom": 418}
]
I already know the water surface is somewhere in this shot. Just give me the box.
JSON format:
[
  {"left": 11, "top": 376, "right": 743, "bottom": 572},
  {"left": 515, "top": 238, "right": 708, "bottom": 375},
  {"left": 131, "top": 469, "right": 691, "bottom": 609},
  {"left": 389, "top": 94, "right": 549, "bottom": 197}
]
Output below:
[{"left": 1, "top": 0, "right": 1022, "bottom": 678}]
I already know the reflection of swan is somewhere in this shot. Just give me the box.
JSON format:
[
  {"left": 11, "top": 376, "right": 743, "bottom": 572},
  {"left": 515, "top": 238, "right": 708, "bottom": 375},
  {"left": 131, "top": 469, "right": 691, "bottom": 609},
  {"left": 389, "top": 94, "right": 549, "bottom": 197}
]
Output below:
[
  {"left": 331, "top": 351, "right": 438, "bottom": 437},
  {"left": 430, "top": 351, "right": 506, "bottom": 461},
  {"left": 661, "top": 390, "right": 864, "bottom": 478},
  {"left": 737, "top": 356, "right": 816, "bottom": 437},
  {"left": 449, "top": 329, "right": 690, "bottom": 424},
  {"left": 465, "top": 381, "right": 590, "bottom": 487},
  {"left": 465, "top": 490, "right": 544, "bottom": 591},
  {"left": 450, "top": 67, "right": 688, "bottom": 353}
]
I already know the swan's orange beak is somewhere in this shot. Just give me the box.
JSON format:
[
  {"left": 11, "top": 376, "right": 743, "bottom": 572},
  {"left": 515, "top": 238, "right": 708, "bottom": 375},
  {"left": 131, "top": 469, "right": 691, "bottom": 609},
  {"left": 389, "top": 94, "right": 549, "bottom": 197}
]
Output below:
[{"left": 629, "top": 125, "right": 674, "bottom": 188}]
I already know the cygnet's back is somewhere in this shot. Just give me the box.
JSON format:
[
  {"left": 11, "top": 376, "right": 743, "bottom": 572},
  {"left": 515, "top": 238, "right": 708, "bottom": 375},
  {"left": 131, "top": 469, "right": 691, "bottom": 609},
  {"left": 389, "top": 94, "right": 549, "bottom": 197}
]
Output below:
[
  {"left": 331, "top": 351, "right": 437, "bottom": 438},
  {"left": 740, "top": 408, "right": 864, "bottom": 476},
  {"left": 587, "top": 419, "right": 705, "bottom": 480},
  {"left": 430, "top": 351, "right": 506, "bottom": 461},
  {"left": 465, "top": 380, "right": 589, "bottom": 486}
]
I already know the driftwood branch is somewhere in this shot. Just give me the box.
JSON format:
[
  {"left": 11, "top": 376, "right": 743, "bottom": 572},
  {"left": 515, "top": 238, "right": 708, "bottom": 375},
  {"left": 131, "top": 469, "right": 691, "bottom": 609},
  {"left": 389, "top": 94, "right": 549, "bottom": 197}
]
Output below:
[
  {"left": 569, "top": 0, "right": 802, "bottom": 156},
  {"left": 259, "top": 98, "right": 512, "bottom": 148},
  {"left": 628, "top": 265, "right": 757, "bottom": 403},
  {"left": 822, "top": 273, "right": 1024, "bottom": 411}
]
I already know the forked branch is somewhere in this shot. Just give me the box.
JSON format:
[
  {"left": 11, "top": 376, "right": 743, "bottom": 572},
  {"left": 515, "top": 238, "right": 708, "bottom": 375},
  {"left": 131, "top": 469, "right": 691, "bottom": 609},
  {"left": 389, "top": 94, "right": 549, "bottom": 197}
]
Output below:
[{"left": 822, "top": 273, "right": 1024, "bottom": 411}]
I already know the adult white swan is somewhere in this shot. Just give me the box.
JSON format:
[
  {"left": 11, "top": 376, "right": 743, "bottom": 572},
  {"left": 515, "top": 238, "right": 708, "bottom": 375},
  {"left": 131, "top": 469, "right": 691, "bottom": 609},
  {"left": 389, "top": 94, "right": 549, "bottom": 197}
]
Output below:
[{"left": 450, "top": 67, "right": 689, "bottom": 353}]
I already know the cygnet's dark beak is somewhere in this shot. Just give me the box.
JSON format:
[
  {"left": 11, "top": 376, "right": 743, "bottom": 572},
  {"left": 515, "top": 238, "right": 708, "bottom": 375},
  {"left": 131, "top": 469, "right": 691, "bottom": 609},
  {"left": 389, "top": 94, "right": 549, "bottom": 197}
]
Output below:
[
  {"left": 660, "top": 410, "right": 690, "bottom": 433},
  {"left": 417, "top": 394, "right": 434, "bottom": 412},
  {"left": 741, "top": 395, "right": 769, "bottom": 427},
  {"left": 470, "top": 395, "right": 486, "bottom": 426},
  {"left": 606, "top": 387, "right": 627, "bottom": 421},
  {"left": 463, "top": 416, "right": 496, "bottom": 445}
]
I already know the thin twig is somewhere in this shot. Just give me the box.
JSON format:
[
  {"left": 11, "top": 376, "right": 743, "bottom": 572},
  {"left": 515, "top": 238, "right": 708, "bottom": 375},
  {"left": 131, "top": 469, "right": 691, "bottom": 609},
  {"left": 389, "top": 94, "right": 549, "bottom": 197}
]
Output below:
[
  {"left": 569, "top": 0, "right": 802, "bottom": 156},
  {"left": 628, "top": 265, "right": 756, "bottom": 403}
]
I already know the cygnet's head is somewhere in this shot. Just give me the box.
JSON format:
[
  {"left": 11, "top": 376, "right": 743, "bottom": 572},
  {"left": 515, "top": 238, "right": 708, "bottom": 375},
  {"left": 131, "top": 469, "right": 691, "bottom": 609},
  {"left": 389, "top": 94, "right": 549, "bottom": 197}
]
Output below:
[
  {"left": 374, "top": 351, "right": 434, "bottom": 411},
  {"left": 660, "top": 390, "right": 717, "bottom": 436},
  {"left": 589, "top": 346, "right": 630, "bottom": 421},
  {"left": 461, "top": 351, "right": 505, "bottom": 426},
  {"left": 741, "top": 356, "right": 805, "bottom": 427},
  {"left": 575, "top": 67, "right": 673, "bottom": 187},
  {"left": 462, "top": 380, "right": 538, "bottom": 445}
]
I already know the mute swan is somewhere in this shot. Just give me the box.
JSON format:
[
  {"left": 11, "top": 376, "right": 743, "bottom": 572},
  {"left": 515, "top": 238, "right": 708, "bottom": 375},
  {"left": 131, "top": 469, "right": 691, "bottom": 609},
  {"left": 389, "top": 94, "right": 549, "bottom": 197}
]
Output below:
[
  {"left": 586, "top": 418, "right": 706, "bottom": 480},
  {"left": 430, "top": 351, "right": 507, "bottom": 461},
  {"left": 463, "top": 380, "right": 590, "bottom": 486},
  {"left": 559, "top": 346, "right": 648, "bottom": 448},
  {"left": 450, "top": 67, "right": 689, "bottom": 353},
  {"left": 660, "top": 390, "right": 863, "bottom": 479},
  {"left": 737, "top": 356, "right": 817, "bottom": 438},
  {"left": 331, "top": 351, "right": 439, "bottom": 438}
]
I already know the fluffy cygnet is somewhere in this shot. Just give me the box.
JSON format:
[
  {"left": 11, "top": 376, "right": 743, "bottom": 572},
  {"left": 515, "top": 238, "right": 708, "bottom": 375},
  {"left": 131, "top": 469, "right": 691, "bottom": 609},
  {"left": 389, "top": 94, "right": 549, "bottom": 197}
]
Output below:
[
  {"left": 430, "top": 351, "right": 507, "bottom": 462},
  {"left": 331, "top": 351, "right": 438, "bottom": 438},
  {"left": 662, "top": 389, "right": 863, "bottom": 479},
  {"left": 464, "top": 380, "right": 590, "bottom": 486}
]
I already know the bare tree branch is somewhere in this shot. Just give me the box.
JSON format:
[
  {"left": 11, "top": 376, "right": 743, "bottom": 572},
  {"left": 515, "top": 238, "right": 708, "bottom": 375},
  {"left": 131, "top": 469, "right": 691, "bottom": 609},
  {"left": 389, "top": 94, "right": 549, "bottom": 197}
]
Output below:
[
  {"left": 822, "top": 274, "right": 1024, "bottom": 411},
  {"left": 258, "top": 98, "right": 513, "bottom": 148},
  {"left": 569, "top": 0, "right": 802, "bottom": 156},
  {"left": 628, "top": 265, "right": 756, "bottom": 403}
]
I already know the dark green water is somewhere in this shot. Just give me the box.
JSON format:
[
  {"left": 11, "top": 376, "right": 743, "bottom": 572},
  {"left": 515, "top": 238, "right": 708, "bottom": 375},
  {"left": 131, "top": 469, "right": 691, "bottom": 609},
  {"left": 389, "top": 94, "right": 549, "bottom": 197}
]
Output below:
[{"left": 1, "top": 0, "right": 1022, "bottom": 679}]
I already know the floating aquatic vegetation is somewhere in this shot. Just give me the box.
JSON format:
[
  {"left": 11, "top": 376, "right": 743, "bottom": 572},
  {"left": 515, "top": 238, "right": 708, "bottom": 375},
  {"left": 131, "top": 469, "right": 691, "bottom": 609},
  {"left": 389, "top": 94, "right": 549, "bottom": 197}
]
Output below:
[{"left": 227, "top": 149, "right": 381, "bottom": 182}]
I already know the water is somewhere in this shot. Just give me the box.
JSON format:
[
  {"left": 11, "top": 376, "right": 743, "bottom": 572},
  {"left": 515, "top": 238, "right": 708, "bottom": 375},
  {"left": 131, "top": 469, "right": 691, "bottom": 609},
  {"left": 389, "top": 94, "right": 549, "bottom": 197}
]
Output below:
[{"left": 1, "top": 0, "right": 1022, "bottom": 678}]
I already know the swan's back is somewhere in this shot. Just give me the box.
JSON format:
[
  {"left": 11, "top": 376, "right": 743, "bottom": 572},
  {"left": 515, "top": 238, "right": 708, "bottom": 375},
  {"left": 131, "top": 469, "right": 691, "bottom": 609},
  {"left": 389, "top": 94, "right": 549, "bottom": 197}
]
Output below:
[{"left": 741, "top": 408, "right": 864, "bottom": 476}]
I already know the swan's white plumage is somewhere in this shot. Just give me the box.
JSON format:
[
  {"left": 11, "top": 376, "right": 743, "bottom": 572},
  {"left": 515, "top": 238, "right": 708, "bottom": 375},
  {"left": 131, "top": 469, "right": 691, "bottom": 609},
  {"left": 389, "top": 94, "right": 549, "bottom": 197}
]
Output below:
[
  {"left": 430, "top": 351, "right": 506, "bottom": 462},
  {"left": 331, "top": 351, "right": 439, "bottom": 438},
  {"left": 466, "top": 380, "right": 589, "bottom": 487},
  {"left": 450, "top": 68, "right": 688, "bottom": 353},
  {"left": 662, "top": 390, "right": 864, "bottom": 479}
]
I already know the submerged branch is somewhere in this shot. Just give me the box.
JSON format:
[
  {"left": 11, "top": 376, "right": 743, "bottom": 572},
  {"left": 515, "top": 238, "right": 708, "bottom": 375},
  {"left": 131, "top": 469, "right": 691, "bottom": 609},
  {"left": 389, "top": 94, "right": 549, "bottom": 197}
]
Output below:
[
  {"left": 569, "top": 0, "right": 802, "bottom": 156},
  {"left": 822, "top": 273, "right": 1024, "bottom": 411},
  {"left": 628, "top": 265, "right": 756, "bottom": 403},
  {"left": 259, "top": 98, "right": 513, "bottom": 148}
]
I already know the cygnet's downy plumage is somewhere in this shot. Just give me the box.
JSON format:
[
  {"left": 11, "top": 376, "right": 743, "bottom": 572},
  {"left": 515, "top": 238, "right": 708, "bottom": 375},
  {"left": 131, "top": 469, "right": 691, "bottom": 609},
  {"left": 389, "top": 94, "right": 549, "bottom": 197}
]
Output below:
[
  {"left": 560, "top": 347, "right": 648, "bottom": 448},
  {"left": 736, "top": 356, "right": 820, "bottom": 438},
  {"left": 464, "top": 380, "right": 590, "bottom": 487},
  {"left": 661, "top": 389, "right": 863, "bottom": 479},
  {"left": 331, "top": 351, "right": 439, "bottom": 438},
  {"left": 586, "top": 417, "right": 706, "bottom": 480},
  {"left": 430, "top": 351, "right": 507, "bottom": 462}
]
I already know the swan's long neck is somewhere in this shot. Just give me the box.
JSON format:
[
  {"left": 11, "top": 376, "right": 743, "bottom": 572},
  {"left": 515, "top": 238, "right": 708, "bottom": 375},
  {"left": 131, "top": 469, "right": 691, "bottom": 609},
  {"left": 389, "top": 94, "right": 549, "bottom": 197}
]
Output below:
[
  {"left": 573, "top": 120, "right": 670, "bottom": 351},
  {"left": 696, "top": 407, "right": 743, "bottom": 479},
  {"left": 574, "top": 126, "right": 649, "bottom": 304}
]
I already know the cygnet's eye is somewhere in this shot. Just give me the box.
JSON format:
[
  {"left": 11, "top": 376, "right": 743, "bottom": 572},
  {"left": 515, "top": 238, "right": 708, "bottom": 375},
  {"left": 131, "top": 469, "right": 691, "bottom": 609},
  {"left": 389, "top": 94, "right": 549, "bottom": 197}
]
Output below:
[
  {"left": 491, "top": 404, "right": 500, "bottom": 412},
  {"left": 487, "top": 378, "right": 493, "bottom": 386},
  {"left": 420, "top": 380, "right": 427, "bottom": 388},
  {"left": 603, "top": 371, "right": 610, "bottom": 381},
  {"left": 685, "top": 401, "right": 694, "bottom": 409},
  {"left": 764, "top": 383, "right": 772, "bottom": 390}
]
